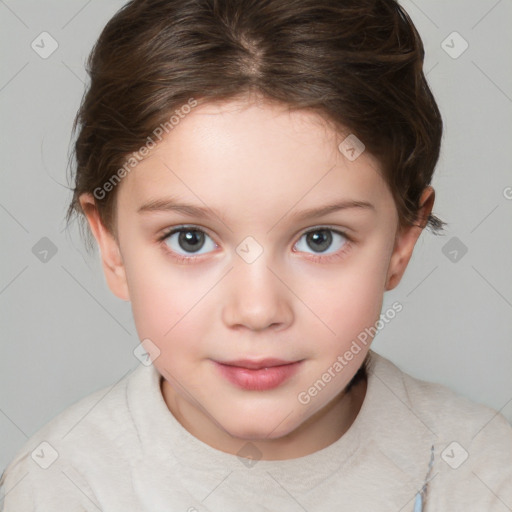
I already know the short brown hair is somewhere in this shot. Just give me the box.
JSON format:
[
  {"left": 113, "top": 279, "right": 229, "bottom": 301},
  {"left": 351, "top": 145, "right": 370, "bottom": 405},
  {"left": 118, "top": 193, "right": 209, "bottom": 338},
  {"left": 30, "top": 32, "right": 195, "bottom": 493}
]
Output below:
[{"left": 66, "top": 0, "right": 446, "bottom": 248}]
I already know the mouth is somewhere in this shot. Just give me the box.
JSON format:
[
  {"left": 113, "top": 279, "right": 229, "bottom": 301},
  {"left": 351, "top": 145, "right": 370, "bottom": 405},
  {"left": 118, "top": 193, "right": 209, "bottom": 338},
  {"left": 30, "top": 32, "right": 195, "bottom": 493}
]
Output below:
[{"left": 213, "top": 358, "right": 303, "bottom": 391}]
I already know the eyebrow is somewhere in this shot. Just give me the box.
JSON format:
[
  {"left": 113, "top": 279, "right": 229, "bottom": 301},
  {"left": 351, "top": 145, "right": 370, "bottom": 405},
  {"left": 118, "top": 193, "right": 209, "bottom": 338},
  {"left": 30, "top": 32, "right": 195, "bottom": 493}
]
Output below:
[{"left": 137, "top": 196, "right": 375, "bottom": 221}]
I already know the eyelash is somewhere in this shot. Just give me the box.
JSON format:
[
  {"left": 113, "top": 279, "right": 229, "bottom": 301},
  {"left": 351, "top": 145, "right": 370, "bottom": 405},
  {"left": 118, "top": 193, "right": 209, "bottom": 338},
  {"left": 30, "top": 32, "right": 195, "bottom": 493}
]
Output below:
[{"left": 157, "top": 225, "right": 353, "bottom": 264}]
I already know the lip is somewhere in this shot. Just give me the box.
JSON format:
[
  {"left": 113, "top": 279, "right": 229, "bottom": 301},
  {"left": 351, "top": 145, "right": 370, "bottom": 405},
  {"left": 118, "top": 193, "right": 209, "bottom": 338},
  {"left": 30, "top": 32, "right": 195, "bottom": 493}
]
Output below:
[
  {"left": 213, "top": 359, "right": 303, "bottom": 391},
  {"left": 219, "top": 358, "right": 296, "bottom": 370}
]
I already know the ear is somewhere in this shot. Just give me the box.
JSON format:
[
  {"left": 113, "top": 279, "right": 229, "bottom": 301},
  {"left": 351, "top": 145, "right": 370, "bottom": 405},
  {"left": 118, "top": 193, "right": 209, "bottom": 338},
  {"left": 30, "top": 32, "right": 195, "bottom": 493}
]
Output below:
[
  {"left": 79, "top": 193, "right": 130, "bottom": 301},
  {"left": 385, "top": 186, "right": 435, "bottom": 291}
]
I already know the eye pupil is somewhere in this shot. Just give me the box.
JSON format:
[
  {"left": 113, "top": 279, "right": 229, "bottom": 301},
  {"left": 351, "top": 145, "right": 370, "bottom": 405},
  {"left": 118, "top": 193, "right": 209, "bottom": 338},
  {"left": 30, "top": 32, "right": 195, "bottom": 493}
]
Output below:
[
  {"left": 179, "top": 230, "right": 204, "bottom": 253},
  {"left": 307, "top": 230, "right": 332, "bottom": 252}
]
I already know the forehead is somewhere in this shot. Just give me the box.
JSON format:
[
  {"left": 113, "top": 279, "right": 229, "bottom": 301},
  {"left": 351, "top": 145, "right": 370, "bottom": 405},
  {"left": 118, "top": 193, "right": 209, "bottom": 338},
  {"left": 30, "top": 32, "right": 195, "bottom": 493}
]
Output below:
[{"left": 117, "top": 98, "right": 392, "bottom": 217}]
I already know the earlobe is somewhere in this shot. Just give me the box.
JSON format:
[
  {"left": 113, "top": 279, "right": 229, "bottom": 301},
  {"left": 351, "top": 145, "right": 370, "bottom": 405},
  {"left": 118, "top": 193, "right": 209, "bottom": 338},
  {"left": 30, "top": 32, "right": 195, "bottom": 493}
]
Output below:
[
  {"left": 385, "top": 187, "right": 435, "bottom": 291},
  {"left": 79, "top": 193, "right": 130, "bottom": 301}
]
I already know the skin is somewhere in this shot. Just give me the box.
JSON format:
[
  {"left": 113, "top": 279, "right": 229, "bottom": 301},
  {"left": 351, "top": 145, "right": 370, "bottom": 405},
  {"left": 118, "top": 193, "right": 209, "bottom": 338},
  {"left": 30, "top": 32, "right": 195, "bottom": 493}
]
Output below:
[{"left": 79, "top": 94, "right": 435, "bottom": 460}]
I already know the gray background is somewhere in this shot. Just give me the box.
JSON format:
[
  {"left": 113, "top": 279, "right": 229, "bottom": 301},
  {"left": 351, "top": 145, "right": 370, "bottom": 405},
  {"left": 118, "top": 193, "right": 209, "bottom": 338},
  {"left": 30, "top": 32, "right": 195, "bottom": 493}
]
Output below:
[{"left": 1, "top": 0, "right": 511, "bottom": 472}]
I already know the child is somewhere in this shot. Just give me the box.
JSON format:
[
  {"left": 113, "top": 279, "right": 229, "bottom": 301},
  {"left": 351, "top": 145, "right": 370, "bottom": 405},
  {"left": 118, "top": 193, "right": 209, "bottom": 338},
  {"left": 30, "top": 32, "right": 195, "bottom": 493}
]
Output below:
[{"left": 2, "top": 0, "right": 511, "bottom": 510}]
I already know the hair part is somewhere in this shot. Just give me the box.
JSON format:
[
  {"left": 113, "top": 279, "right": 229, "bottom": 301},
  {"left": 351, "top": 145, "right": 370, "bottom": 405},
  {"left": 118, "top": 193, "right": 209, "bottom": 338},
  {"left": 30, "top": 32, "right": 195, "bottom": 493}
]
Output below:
[{"left": 66, "top": 0, "right": 446, "bottom": 252}]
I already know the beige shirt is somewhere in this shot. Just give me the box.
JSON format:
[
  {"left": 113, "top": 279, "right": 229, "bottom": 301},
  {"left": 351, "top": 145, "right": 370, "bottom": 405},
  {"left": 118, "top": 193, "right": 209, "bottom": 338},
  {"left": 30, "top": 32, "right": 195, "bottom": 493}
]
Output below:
[{"left": 1, "top": 350, "right": 511, "bottom": 511}]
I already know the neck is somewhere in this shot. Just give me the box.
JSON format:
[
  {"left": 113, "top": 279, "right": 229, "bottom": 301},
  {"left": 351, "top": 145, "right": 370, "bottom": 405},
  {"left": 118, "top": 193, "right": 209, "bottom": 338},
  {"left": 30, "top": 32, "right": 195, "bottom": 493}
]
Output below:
[{"left": 161, "top": 375, "right": 367, "bottom": 460}]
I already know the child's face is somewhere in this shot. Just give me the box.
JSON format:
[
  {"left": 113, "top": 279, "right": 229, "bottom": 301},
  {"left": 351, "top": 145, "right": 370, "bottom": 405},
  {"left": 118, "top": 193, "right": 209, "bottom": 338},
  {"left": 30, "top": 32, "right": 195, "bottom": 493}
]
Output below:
[{"left": 82, "top": 96, "right": 431, "bottom": 453}]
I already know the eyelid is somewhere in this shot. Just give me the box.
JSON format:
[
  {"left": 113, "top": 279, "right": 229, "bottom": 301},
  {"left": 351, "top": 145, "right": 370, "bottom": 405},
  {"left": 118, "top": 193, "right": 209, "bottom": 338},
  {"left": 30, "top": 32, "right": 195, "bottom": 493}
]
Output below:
[
  {"left": 299, "top": 224, "right": 351, "bottom": 238},
  {"left": 158, "top": 224, "right": 218, "bottom": 244},
  {"left": 158, "top": 224, "right": 354, "bottom": 265},
  {"left": 158, "top": 223, "right": 352, "bottom": 244},
  {"left": 290, "top": 225, "right": 354, "bottom": 255},
  {"left": 158, "top": 225, "right": 219, "bottom": 264}
]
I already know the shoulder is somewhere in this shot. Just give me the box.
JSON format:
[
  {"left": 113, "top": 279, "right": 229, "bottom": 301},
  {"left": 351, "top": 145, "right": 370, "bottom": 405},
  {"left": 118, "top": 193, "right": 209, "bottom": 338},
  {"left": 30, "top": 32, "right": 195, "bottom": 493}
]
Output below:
[
  {"left": 367, "top": 351, "right": 512, "bottom": 509},
  {"left": 0, "top": 364, "right": 147, "bottom": 510},
  {"left": 369, "top": 351, "right": 512, "bottom": 442}
]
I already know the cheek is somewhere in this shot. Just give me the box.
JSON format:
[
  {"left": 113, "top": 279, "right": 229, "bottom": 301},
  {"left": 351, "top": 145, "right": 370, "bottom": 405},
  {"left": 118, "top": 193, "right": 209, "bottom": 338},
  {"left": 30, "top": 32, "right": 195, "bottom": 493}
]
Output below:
[
  {"left": 300, "top": 240, "right": 392, "bottom": 348},
  {"left": 124, "top": 229, "right": 393, "bottom": 355},
  {"left": 122, "top": 248, "right": 192, "bottom": 338}
]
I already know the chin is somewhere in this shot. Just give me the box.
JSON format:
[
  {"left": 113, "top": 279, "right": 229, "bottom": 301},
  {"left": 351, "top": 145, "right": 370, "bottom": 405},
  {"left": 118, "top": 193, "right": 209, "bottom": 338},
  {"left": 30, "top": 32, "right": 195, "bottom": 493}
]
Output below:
[{"left": 217, "top": 411, "right": 301, "bottom": 442}]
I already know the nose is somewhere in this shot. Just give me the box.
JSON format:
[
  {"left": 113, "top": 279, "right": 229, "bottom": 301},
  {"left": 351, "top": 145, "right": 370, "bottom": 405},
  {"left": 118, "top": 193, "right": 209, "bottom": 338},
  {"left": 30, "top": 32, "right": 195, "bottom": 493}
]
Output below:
[{"left": 221, "top": 254, "right": 294, "bottom": 332}]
